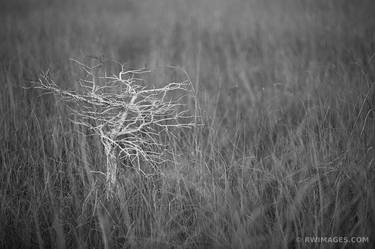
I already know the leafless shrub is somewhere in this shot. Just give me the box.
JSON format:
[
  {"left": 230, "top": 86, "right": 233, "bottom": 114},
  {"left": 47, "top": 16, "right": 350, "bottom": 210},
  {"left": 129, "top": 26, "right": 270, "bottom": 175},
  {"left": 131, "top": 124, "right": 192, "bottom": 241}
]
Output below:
[{"left": 37, "top": 59, "right": 196, "bottom": 194}]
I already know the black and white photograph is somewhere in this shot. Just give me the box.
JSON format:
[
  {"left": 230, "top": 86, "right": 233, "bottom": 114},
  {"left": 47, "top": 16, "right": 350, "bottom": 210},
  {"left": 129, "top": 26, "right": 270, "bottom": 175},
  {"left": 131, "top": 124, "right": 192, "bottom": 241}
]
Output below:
[{"left": 0, "top": 0, "right": 374, "bottom": 248}]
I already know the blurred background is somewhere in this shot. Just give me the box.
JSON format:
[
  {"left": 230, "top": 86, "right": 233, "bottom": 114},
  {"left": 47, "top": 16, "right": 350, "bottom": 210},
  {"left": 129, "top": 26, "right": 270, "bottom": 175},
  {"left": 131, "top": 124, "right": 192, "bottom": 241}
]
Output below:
[{"left": 2, "top": 0, "right": 375, "bottom": 129}]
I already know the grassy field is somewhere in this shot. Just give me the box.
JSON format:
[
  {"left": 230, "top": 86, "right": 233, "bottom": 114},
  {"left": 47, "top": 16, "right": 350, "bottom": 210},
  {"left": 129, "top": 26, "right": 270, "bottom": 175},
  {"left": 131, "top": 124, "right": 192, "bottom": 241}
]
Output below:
[{"left": 1, "top": 0, "right": 375, "bottom": 248}]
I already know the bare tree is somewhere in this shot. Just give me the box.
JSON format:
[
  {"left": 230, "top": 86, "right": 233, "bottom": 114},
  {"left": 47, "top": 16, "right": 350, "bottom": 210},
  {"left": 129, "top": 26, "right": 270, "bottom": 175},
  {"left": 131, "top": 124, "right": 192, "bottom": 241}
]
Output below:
[{"left": 37, "top": 59, "right": 196, "bottom": 195}]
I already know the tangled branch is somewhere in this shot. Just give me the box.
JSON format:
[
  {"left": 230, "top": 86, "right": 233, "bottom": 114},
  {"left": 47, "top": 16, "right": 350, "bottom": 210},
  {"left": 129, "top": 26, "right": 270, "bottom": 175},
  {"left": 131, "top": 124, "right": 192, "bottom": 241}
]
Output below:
[{"left": 37, "top": 59, "right": 196, "bottom": 194}]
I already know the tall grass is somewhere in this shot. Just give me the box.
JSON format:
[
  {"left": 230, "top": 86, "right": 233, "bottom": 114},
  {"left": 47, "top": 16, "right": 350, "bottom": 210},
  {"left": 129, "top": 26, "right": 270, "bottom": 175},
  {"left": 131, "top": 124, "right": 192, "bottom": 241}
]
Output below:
[{"left": 1, "top": 0, "right": 374, "bottom": 248}]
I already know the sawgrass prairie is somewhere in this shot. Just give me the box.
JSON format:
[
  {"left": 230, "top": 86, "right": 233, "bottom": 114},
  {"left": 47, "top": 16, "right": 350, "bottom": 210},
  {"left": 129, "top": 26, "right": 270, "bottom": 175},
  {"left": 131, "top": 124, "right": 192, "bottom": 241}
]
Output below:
[{"left": 0, "top": 0, "right": 374, "bottom": 248}]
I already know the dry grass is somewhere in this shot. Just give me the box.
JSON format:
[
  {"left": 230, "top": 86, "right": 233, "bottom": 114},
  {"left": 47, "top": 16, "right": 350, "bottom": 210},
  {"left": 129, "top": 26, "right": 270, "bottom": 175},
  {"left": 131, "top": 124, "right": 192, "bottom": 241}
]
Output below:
[{"left": 0, "top": 0, "right": 374, "bottom": 248}]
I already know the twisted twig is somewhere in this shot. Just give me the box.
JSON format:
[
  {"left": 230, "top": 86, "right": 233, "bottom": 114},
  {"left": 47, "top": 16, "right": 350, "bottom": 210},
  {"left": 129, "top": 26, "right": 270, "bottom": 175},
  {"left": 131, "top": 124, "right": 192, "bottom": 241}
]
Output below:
[{"left": 37, "top": 60, "right": 196, "bottom": 194}]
